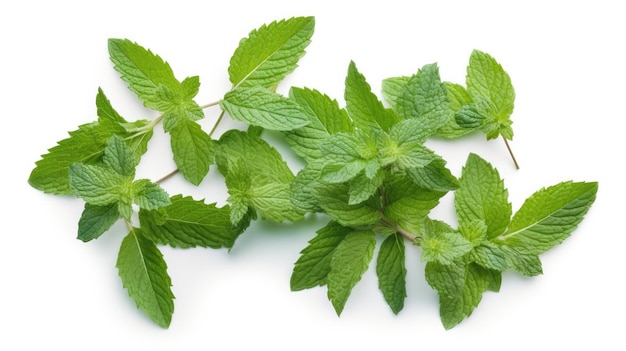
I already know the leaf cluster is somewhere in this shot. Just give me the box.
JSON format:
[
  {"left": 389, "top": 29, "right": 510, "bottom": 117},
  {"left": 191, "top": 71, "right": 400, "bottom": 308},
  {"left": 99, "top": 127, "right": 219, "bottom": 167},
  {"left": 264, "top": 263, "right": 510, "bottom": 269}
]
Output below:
[{"left": 28, "top": 16, "right": 597, "bottom": 330}]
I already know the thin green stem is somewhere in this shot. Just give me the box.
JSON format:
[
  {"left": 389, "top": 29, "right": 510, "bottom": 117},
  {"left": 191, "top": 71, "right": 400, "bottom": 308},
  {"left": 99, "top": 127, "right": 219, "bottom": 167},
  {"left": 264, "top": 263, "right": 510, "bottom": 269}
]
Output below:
[
  {"left": 380, "top": 215, "right": 417, "bottom": 244},
  {"left": 208, "top": 110, "right": 226, "bottom": 137},
  {"left": 503, "top": 136, "right": 520, "bottom": 170}
]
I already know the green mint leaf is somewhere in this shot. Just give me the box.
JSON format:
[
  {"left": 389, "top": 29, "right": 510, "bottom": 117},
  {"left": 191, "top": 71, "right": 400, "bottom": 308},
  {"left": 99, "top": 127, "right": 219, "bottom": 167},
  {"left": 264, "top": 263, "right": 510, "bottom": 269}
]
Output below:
[
  {"left": 318, "top": 130, "right": 379, "bottom": 183},
  {"left": 316, "top": 183, "right": 381, "bottom": 227},
  {"left": 291, "top": 221, "right": 351, "bottom": 291},
  {"left": 383, "top": 174, "right": 446, "bottom": 236},
  {"left": 284, "top": 87, "right": 353, "bottom": 162},
  {"left": 96, "top": 87, "right": 125, "bottom": 122},
  {"left": 438, "top": 82, "right": 476, "bottom": 138},
  {"left": 468, "top": 242, "right": 508, "bottom": 272},
  {"left": 406, "top": 158, "right": 459, "bottom": 192},
  {"left": 217, "top": 130, "right": 303, "bottom": 222},
  {"left": 68, "top": 163, "right": 127, "bottom": 206},
  {"left": 396, "top": 63, "right": 450, "bottom": 136},
  {"left": 327, "top": 230, "right": 376, "bottom": 315},
  {"left": 169, "top": 119, "right": 214, "bottom": 185},
  {"left": 376, "top": 233, "right": 407, "bottom": 314},
  {"left": 102, "top": 135, "right": 136, "bottom": 177},
  {"left": 108, "top": 38, "right": 181, "bottom": 110},
  {"left": 345, "top": 61, "right": 399, "bottom": 131},
  {"left": 29, "top": 89, "right": 151, "bottom": 194},
  {"left": 381, "top": 76, "right": 409, "bottom": 112},
  {"left": 181, "top": 76, "right": 200, "bottom": 99},
  {"left": 421, "top": 219, "right": 473, "bottom": 265},
  {"left": 228, "top": 16, "right": 315, "bottom": 89},
  {"left": 499, "top": 247, "right": 543, "bottom": 277},
  {"left": 77, "top": 203, "right": 120, "bottom": 242},
  {"left": 291, "top": 161, "right": 323, "bottom": 212},
  {"left": 495, "top": 181, "right": 598, "bottom": 255},
  {"left": 139, "top": 195, "right": 246, "bottom": 249},
  {"left": 455, "top": 153, "right": 511, "bottom": 238},
  {"left": 380, "top": 119, "right": 438, "bottom": 169},
  {"left": 116, "top": 227, "right": 174, "bottom": 328},
  {"left": 466, "top": 50, "right": 515, "bottom": 140},
  {"left": 221, "top": 86, "right": 309, "bottom": 131},
  {"left": 425, "top": 260, "right": 492, "bottom": 330},
  {"left": 348, "top": 169, "right": 385, "bottom": 205},
  {"left": 132, "top": 179, "right": 171, "bottom": 210}
]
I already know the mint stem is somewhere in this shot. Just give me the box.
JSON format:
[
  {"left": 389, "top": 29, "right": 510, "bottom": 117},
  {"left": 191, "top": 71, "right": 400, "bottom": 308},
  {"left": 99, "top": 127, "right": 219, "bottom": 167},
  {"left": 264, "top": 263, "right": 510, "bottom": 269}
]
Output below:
[{"left": 502, "top": 136, "right": 520, "bottom": 170}]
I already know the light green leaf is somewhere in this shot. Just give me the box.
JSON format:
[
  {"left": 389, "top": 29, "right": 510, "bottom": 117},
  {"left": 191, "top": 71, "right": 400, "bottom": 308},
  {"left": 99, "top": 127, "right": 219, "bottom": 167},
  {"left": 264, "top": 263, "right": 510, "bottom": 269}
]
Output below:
[
  {"left": 318, "top": 130, "right": 378, "bottom": 183},
  {"left": 380, "top": 119, "right": 439, "bottom": 169},
  {"left": 469, "top": 242, "right": 508, "bottom": 271},
  {"left": 291, "top": 162, "right": 323, "bottom": 212},
  {"left": 291, "top": 221, "right": 351, "bottom": 291},
  {"left": 406, "top": 158, "right": 459, "bottom": 192},
  {"left": 425, "top": 260, "right": 492, "bottom": 330},
  {"left": 77, "top": 203, "right": 120, "bottom": 242},
  {"left": 466, "top": 50, "right": 515, "bottom": 140},
  {"left": 217, "top": 130, "right": 303, "bottom": 222},
  {"left": 381, "top": 76, "right": 409, "bottom": 112},
  {"left": 376, "top": 233, "right": 407, "bottom": 314},
  {"left": 181, "top": 76, "right": 200, "bottom": 99},
  {"left": 496, "top": 181, "right": 598, "bottom": 255},
  {"left": 221, "top": 86, "right": 309, "bottom": 131},
  {"left": 116, "top": 227, "right": 174, "bottom": 328},
  {"left": 139, "top": 195, "right": 246, "bottom": 249},
  {"left": 395, "top": 63, "right": 450, "bottom": 136},
  {"left": 169, "top": 119, "right": 214, "bottom": 185},
  {"left": 132, "top": 179, "right": 171, "bottom": 210},
  {"left": 316, "top": 183, "right": 381, "bottom": 227},
  {"left": 108, "top": 38, "right": 181, "bottom": 110},
  {"left": 68, "top": 163, "right": 127, "bottom": 205},
  {"left": 284, "top": 87, "right": 353, "bottom": 162},
  {"left": 327, "top": 230, "right": 376, "bottom": 315},
  {"left": 228, "top": 16, "right": 314, "bottom": 89},
  {"left": 103, "top": 135, "right": 136, "bottom": 177},
  {"left": 345, "top": 61, "right": 399, "bottom": 131},
  {"left": 29, "top": 90, "right": 151, "bottom": 194},
  {"left": 348, "top": 169, "right": 385, "bottom": 205},
  {"left": 383, "top": 174, "right": 446, "bottom": 236},
  {"left": 438, "top": 82, "right": 476, "bottom": 138},
  {"left": 455, "top": 153, "right": 511, "bottom": 238},
  {"left": 420, "top": 219, "right": 473, "bottom": 265}
]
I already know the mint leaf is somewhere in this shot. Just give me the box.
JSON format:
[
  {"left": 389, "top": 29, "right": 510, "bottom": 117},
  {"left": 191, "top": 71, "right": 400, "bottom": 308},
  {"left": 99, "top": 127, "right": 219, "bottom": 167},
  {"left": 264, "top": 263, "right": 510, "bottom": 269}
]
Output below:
[
  {"left": 425, "top": 260, "right": 492, "bottom": 330},
  {"left": 221, "top": 86, "right": 309, "bottom": 131},
  {"left": 376, "top": 233, "right": 407, "bottom": 314},
  {"left": 291, "top": 221, "right": 351, "bottom": 291},
  {"left": 68, "top": 163, "right": 126, "bottom": 205},
  {"left": 217, "top": 130, "right": 303, "bottom": 222},
  {"left": 383, "top": 174, "right": 446, "bottom": 236},
  {"left": 496, "top": 181, "right": 598, "bottom": 255},
  {"left": 466, "top": 50, "right": 515, "bottom": 140},
  {"left": 316, "top": 183, "right": 381, "bottom": 227},
  {"left": 228, "top": 16, "right": 315, "bottom": 89},
  {"left": 318, "top": 130, "right": 379, "bottom": 183},
  {"left": 381, "top": 76, "right": 409, "bottom": 112},
  {"left": 116, "top": 227, "right": 174, "bottom": 328},
  {"left": 169, "top": 119, "right": 214, "bottom": 185},
  {"left": 132, "top": 179, "right": 171, "bottom": 210},
  {"left": 406, "top": 158, "right": 459, "bottom": 192},
  {"left": 396, "top": 63, "right": 449, "bottom": 136},
  {"left": 284, "top": 87, "right": 353, "bottom": 162},
  {"left": 455, "top": 153, "right": 511, "bottom": 239},
  {"left": 348, "top": 170, "right": 385, "bottom": 205},
  {"left": 103, "top": 135, "right": 136, "bottom": 177},
  {"left": 29, "top": 89, "right": 151, "bottom": 194},
  {"left": 421, "top": 219, "right": 473, "bottom": 265},
  {"left": 380, "top": 119, "right": 438, "bottom": 169},
  {"left": 327, "top": 230, "right": 376, "bottom": 315},
  {"left": 139, "top": 195, "right": 246, "bottom": 249},
  {"left": 345, "top": 61, "right": 399, "bottom": 131},
  {"left": 468, "top": 242, "right": 508, "bottom": 272},
  {"left": 291, "top": 162, "right": 323, "bottom": 212},
  {"left": 438, "top": 82, "right": 476, "bottom": 139},
  {"left": 108, "top": 38, "right": 181, "bottom": 110},
  {"left": 77, "top": 203, "right": 120, "bottom": 242}
]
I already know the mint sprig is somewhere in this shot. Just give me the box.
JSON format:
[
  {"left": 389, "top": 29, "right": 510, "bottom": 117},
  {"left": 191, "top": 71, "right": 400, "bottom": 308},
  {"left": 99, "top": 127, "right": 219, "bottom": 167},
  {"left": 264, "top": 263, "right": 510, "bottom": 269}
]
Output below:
[{"left": 28, "top": 16, "right": 598, "bottom": 330}]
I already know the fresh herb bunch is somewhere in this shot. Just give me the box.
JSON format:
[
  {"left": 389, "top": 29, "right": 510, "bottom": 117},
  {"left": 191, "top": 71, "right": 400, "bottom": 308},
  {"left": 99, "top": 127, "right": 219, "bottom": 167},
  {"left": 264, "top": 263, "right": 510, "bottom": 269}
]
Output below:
[{"left": 28, "top": 16, "right": 597, "bottom": 329}]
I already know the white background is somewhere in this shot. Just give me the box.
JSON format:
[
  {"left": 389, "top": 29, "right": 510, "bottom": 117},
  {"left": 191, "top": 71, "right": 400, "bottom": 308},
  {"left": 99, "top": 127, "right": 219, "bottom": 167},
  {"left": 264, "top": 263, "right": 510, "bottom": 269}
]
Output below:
[{"left": 2, "top": 0, "right": 624, "bottom": 349}]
